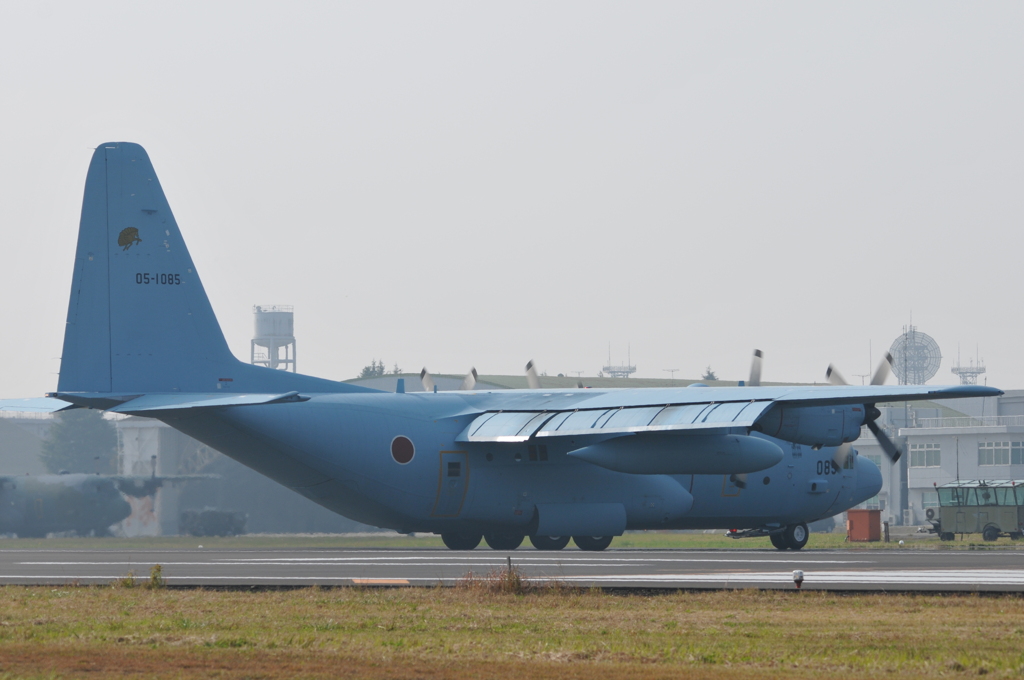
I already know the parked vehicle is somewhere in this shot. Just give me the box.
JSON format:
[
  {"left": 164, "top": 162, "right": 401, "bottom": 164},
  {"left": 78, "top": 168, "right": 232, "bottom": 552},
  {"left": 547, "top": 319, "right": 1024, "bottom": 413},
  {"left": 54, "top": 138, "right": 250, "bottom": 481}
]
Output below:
[{"left": 928, "top": 480, "right": 1024, "bottom": 541}]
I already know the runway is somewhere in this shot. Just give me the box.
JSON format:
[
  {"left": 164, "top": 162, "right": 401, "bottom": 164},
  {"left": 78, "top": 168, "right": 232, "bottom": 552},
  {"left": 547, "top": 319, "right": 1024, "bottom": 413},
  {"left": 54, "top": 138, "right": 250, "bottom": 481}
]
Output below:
[{"left": 3, "top": 547, "right": 1024, "bottom": 591}]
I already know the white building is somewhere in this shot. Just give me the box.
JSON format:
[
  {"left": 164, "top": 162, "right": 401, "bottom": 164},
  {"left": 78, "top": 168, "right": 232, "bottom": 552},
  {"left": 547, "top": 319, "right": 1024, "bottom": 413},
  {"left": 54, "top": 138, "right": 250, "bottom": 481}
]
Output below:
[{"left": 852, "top": 391, "right": 1024, "bottom": 525}]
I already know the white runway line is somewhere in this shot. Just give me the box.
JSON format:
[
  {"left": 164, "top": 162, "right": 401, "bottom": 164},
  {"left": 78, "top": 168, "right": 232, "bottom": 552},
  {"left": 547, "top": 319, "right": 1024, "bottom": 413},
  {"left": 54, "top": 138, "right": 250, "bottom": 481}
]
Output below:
[
  {"left": 568, "top": 570, "right": 1024, "bottom": 585},
  {"left": 1, "top": 570, "right": 1023, "bottom": 587}
]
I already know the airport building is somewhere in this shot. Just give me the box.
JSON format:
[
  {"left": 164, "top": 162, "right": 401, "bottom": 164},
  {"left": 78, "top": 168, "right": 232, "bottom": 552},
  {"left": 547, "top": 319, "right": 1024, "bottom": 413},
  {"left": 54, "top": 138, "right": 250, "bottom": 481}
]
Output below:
[{"left": 851, "top": 390, "right": 1024, "bottom": 526}]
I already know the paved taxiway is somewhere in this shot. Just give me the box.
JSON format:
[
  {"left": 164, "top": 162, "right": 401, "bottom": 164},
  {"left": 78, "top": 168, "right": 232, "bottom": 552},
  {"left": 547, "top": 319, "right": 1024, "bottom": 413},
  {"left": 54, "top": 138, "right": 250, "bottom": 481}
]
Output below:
[{"left": 2, "top": 547, "right": 1024, "bottom": 591}]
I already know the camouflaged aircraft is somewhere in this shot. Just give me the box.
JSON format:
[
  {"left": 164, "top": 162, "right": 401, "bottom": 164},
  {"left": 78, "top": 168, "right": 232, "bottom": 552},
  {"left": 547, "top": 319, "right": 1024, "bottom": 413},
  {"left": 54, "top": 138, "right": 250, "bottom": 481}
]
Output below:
[{"left": 0, "top": 143, "right": 1000, "bottom": 551}]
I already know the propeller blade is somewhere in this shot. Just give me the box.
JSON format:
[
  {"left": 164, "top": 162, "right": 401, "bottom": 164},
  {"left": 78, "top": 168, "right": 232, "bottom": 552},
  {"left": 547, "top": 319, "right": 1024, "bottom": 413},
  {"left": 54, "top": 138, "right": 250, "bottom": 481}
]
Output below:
[
  {"left": 748, "top": 349, "right": 763, "bottom": 387},
  {"left": 870, "top": 352, "right": 894, "bottom": 386},
  {"left": 576, "top": 380, "right": 584, "bottom": 389},
  {"left": 825, "top": 363, "right": 848, "bottom": 386},
  {"left": 419, "top": 368, "right": 435, "bottom": 393},
  {"left": 730, "top": 473, "right": 748, "bottom": 490},
  {"left": 866, "top": 419, "right": 902, "bottom": 463},
  {"left": 832, "top": 442, "right": 853, "bottom": 468},
  {"left": 459, "top": 367, "right": 478, "bottom": 391},
  {"left": 525, "top": 360, "right": 540, "bottom": 390}
]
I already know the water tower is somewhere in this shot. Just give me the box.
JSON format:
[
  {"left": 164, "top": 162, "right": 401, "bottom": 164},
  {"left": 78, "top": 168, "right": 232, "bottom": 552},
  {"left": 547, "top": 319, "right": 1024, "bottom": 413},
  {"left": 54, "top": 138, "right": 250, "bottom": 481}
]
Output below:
[{"left": 251, "top": 305, "right": 296, "bottom": 372}]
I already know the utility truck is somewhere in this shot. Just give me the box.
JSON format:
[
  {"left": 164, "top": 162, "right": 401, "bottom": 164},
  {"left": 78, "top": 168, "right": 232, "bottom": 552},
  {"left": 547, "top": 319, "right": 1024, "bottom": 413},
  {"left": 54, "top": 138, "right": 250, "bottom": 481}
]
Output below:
[{"left": 928, "top": 480, "right": 1024, "bottom": 541}]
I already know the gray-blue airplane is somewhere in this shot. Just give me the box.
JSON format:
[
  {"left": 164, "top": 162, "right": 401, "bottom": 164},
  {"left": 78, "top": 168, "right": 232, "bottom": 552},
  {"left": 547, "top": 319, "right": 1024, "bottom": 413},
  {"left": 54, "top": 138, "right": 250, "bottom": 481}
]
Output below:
[{"left": 0, "top": 143, "right": 1000, "bottom": 552}]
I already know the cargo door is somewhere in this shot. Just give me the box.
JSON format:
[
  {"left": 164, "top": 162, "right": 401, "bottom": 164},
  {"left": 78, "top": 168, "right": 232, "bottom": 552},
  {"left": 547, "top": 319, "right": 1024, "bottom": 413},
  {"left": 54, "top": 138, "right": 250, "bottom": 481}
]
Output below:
[{"left": 432, "top": 451, "right": 469, "bottom": 517}]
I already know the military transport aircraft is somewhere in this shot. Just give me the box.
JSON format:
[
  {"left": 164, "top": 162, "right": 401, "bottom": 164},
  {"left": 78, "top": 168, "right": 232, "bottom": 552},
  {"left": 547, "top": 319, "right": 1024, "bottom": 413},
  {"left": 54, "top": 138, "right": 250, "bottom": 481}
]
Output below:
[
  {"left": 0, "top": 472, "right": 200, "bottom": 537},
  {"left": 0, "top": 142, "right": 1000, "bottom": 551}
]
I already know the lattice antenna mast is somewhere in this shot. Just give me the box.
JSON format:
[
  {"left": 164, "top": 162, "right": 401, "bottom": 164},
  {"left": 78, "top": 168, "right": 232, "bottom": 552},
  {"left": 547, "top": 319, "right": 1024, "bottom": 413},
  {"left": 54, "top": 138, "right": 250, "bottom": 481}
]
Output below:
[{"left": 950, "top": 344, "right": 986, "bottom": 386}]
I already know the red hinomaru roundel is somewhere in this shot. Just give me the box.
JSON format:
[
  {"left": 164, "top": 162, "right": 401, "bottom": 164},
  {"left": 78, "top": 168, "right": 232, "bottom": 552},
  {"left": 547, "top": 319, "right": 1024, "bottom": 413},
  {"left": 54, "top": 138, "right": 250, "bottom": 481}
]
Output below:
[{"left": 391, "top": 436, "right": 414, "bottom": 464}]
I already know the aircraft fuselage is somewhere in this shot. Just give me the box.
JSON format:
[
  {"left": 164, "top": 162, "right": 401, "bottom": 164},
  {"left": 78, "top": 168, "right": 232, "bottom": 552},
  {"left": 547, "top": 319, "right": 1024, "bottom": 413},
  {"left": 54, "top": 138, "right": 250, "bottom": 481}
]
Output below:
[{"left": 159, "top": 391, "right": 881, "bottom": 535}]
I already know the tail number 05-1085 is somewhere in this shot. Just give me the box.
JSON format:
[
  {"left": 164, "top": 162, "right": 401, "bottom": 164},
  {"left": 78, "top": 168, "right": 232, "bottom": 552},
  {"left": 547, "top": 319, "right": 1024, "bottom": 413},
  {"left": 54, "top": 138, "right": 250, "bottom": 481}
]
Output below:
[{"left": 136, "top": 273, "right": 181, "bottom": 285}]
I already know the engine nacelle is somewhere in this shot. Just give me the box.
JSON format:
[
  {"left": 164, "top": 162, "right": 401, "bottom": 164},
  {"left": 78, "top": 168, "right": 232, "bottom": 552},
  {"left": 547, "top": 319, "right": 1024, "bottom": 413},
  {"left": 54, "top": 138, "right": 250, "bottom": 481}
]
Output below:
[{"left": 754, "top": 404, "right": 864, "bottom": 447}]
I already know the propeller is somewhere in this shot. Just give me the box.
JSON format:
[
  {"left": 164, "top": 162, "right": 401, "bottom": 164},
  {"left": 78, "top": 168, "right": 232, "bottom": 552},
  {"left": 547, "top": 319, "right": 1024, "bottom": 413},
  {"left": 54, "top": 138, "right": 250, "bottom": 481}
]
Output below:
[
  {"left": 419, "top": 368, "right": 435, "bottom": 393},
  {"left": 824, "top": 353, "right": 902, "bottom": 463},
  {"left": 525, "top": 360, "right": 540, "bottom": 390},
  {"left": 827, "top": 352, "right": 893, "bottom": 387},
  {"left": 460, "top": 368, "right": 478, "bottom": 391},
  {"left": 870, "top": 352, "right": 894, "bottom": 386},
  {"left": 866, "top": 414, "right": 902, "bottom": 462},
  {"left": 832, "top": 442, "right": 853, "bottom": 468},
  {"left": 748, "top": 349, "right": 763, "bottom": 387},
  {"left": 825, "top": 363, "right": 847, "bottom": 386}
]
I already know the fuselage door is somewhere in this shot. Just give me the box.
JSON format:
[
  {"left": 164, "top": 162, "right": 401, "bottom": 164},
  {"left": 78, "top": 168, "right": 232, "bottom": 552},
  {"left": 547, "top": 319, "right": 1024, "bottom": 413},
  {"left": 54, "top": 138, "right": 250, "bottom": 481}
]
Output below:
[{"left": 432, "top": 451, "right": 469, "bottom": 517}]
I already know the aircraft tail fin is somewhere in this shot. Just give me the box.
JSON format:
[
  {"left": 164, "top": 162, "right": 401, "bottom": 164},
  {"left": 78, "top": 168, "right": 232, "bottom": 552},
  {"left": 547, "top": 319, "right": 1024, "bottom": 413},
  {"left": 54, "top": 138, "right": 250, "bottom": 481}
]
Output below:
[{"left": 58, "top": 143, "right": 369, "bottom": 396}]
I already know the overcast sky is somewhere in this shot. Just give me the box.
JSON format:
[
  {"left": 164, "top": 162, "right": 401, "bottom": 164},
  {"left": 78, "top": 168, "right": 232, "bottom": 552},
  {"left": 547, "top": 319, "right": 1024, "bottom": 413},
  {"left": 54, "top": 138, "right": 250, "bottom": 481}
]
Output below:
[{"left": 1, "top": 2, "right": 1022, "bottom": 398}]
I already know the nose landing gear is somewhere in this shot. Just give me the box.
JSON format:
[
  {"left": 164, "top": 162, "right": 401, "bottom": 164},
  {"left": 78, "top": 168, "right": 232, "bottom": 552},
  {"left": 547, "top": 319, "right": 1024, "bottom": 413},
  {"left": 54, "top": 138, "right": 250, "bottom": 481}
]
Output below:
[{"left": 770, "top": 523, "right": 809, "bottom": 550}]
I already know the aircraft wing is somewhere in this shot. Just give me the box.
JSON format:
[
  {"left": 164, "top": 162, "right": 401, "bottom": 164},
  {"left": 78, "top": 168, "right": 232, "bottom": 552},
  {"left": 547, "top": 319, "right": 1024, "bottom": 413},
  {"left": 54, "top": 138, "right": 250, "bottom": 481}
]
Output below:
[
  {"left": 457, "top": 384, "right": 1001, "bottom": 443},
  {"left": 112, "top": 474, "right": 218, "bottom": 497}
]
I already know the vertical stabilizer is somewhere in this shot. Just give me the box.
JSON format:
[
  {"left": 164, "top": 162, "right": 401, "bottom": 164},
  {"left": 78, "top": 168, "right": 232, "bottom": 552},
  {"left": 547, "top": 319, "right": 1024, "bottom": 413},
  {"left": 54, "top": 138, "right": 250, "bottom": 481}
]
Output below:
[{"left": 57, "top": 143, "right": 366, "bottom": 396}]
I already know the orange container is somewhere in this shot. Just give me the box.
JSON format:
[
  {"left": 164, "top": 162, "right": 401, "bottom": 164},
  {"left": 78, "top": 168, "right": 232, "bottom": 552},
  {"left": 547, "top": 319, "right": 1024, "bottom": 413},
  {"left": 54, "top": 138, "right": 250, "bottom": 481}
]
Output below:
[{"left": 846, "top": 509, "right": 882, "bottom": 542}]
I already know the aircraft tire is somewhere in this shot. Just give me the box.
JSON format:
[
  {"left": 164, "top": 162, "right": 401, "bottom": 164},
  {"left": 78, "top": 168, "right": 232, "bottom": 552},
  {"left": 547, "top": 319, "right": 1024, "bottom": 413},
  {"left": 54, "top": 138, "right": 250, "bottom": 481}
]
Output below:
[
  {"left": 441, "top": 532, "right": 483, "bottom": 550},
  {"left": 530, "top": 535, "right": 570, "bottom": 551},
  {"left": 573, "top": 535, "right": 614, "bottom": 551},
  {"left": 484, "top": 532, "right": 525, "bottom": 551},
  {"left": 784, "top": 523, "right": 809, "bottom": 550},
  {"left": 769, "top": 532, "right": 789, "bottom": 550}
]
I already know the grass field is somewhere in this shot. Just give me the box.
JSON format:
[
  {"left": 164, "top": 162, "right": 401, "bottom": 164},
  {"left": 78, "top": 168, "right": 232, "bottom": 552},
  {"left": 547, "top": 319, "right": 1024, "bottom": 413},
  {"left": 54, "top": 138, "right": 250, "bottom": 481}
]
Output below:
[
  {"left": 1, "top": 530, "right": 1022, "bottom": 551},
  {"left": 1, "top": 581, "right": 1023, "bottom": 679}
]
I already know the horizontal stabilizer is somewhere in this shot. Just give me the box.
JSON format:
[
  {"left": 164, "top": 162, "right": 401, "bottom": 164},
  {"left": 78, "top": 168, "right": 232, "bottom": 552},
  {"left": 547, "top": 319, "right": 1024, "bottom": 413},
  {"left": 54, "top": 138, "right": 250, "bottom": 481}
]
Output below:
[
  {"left": 49, "top": 391, "right": 309, "bottom": 411},
  {"left": 0, "top": 397, "right": 76, "bottom": 413},
  {"left": 82, "top": 391, "right": 310, "bottom": 414}
]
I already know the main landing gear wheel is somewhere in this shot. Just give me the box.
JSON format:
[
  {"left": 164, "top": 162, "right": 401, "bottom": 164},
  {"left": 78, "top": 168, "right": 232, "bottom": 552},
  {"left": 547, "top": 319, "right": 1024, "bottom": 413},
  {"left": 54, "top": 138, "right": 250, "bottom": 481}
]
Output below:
[
  {"left": 784, "top": 523, "right": 809, "bottom": 550},
  {"left": 484, "top": 533, "right": 524, "bottom": 551},
  {"left": 441, "top": 532, "right": 482, "bottom": 550},
  {"left": 573, "top": 536, "right": 614, "bottom": 551},
  {"left": 530, "top": 535, "right": 570, "bottom": 551},
  {"left": 769, "top": 532, "right": 789, "bottom": 550}
]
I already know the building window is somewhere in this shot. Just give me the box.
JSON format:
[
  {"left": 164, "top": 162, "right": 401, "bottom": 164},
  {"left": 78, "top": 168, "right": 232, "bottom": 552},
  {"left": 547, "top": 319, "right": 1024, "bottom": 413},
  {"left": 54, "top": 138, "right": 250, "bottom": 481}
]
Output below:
[
  {"left": 1014, "top": 442, "right": 1024, "bottom": 465},
  {"left": 921, "top": 492, "right": 939, "bottom": 508},
  {"left": 979, "top": 441, "right": 1012, "bottom": 466},
  {"left": 863, "top": 453, "right": 883, "bottom": 468},
  {"left": 910, "top": 443, "right": 941, "bottom": 468},
  {"left": 861, "top": 495, "right": 882, "bottom": 510}
]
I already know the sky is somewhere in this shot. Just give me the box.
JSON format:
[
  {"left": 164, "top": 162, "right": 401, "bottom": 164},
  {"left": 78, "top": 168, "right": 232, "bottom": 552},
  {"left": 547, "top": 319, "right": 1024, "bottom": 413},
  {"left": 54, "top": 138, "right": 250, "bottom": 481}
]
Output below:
[{"left": 1, "top": 2, "right": 1022, "bottom": 398}]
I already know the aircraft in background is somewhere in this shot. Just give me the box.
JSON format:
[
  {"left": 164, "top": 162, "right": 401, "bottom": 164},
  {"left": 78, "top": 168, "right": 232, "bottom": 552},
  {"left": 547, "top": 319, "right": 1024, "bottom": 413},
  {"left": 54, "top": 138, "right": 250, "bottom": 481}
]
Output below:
[
  {"left": 0, "top": 142, "right": 1000, "bottom": 551},
  {"left": 0, "top": 472, "right": 205, "bottom": 538}
]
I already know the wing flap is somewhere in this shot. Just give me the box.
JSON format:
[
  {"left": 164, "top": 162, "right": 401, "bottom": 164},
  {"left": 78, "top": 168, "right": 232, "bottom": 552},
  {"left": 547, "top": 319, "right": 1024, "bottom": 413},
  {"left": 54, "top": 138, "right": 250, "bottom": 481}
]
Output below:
[{"left": 457, "top": 400, "right": 775, "bottom": 443}]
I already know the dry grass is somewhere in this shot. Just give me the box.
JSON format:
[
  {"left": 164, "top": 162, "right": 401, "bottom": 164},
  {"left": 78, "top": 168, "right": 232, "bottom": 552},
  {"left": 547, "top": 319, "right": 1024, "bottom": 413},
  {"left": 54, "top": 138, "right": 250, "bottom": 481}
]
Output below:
[{"left": 1, "top": 585, "right": 1024, "bottom": 678}]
